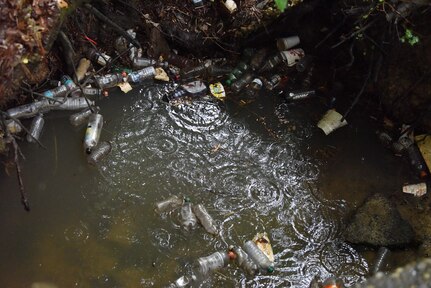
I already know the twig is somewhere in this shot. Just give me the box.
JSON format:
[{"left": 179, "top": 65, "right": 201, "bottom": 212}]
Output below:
[
  {"left": 331, "top": 18, "right": 377, "bottom": 49},
  {"left": 12, "top": 138, "right": 30, "bottom": 211},
  {"left": 0, "top": 114, "right": 30, "bottom": 211},
  {"left": 19, "top": 86, "right": 64, "bottom": 103}
]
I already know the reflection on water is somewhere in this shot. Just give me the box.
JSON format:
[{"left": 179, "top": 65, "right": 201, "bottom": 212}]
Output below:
[{"left": 1, "top": 83, "right": 404, "bottom": 288}]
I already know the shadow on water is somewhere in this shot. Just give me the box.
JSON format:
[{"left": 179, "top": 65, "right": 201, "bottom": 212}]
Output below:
[{"left": 0, "top": 84, "right": 408, "bottom": 287}]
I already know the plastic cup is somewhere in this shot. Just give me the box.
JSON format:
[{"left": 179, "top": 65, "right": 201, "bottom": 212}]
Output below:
[{"left": 276, "top": 36, "right": 300, "bottom": 51}]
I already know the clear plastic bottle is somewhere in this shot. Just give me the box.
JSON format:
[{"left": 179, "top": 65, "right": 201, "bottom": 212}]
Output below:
[
  {"left": 180, "top": 198, "right": 197, "bottom": 231},
  {"left": 94, "top": 73, "right": 123, "bottom": 89},
  {"left": 263, "top": 74, "right": 282, "bottom": 91},
  {"left": 195, "top": 251, "right": 229, "bottom": 276},
  {"left": 69, "top": 107, "right": 98, "bottom": 126},
  {"left": 231, "top": 72, "right": 254, "bottom": 93},
  {"left": 127, "top": 67, "right": 156, "bottom": 83},
  {"left": 54, "top": 98, "right": 93, "bottom": 111},
  {"left": 26, "top": 114, "right": 44, "bottom": 143},
  {"left": 82, "top": 87, "right": 103, "bottom": 97},
  {"left": 42, "top": 83, "right": 69, "bottom": 99},
  {"left": 285, "top": 90, "right": 316, "bottom": 102},
  {"left": 259, "top": 53, "right": 285, "bottom": 73},
  {"left": 133, "top": 57, "right": 168, "bottom": 69},
  {"left": 84, "top": 113, "right": 103, "bottom": 153},
  {"left": 231, "top": 246, "right": 258, "bottom": 275},
  {"left": 192, "top": 204, "right": 218, "bottom": 235},
  {"left": 169, "top": 81, "right": 207, "bottom": 101},
  {"left": 226, "top": 62, "right": 250, "bottom": 86},
  {"left": 180, "top": 61, "right": 211, "bottom": 80},
  {"left": 87, "top": 141, "right": 112, "bottom": 165},
  {"left": 243, "top": 240, "right": 274, "bottom": 273},
  {"left": 6, "top": 100, "right": 51, "bottom": 119},
  {"left": 87, "top": 49, "right": 112, "bottom": 66},
  {"left": 155, "top": 195, "right": 184, "bottom": 214}
]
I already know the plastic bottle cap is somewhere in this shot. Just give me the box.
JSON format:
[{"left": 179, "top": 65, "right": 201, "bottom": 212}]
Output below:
[
  {"left": 184, "top": 196, "right": 191, "bottom": 203},
  {"left": 228, "top": 251, "right": 236, "bottom": 260},
  {"left": 225, "top": 79, "right": 232, "bottom": 86},
  {"left": 121, "top": 71, "right": 128, "bottom": 77},
  {"left": 267, "top": 266, "right": 274, "bottom": 273}
]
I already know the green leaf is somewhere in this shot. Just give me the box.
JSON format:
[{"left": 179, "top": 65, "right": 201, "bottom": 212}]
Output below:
[{"left": 275, "top": 0, "right": 288, "bottom": 12}]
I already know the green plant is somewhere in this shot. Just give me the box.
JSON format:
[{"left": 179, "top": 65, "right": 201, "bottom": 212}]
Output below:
[
  {"left": 275, "top": 0, "right": 288, "bottom": 12},
  {"left": 400, "top": 28, "right": 420, "bottom": 46}
]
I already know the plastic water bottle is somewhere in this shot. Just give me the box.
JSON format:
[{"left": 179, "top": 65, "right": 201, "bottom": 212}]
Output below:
[
  {"left": 82, "top": 87, "right": 103, "bottom": 97},
  {"left": 259, "top": 53, "right": 285, "bottom": 73},
  {"left": 69, "top": 107, "right": 99, "bottom": 126},
  {"left": 168, "top": 81, "right": 207, "bottom": 101},
  {"left": 127, "top": 67, "right": 156, "bottom": 83},
  {"left": 195, "top": 251, "right": 229, "bottom": 276},
  {"left": 180, "top": 198, "right": 197, "bottom": 231},
  {"left": 231, "top": 72, "right": 254, "bottom": 93},
  {"left": 180, "top": 61, "right": 211, "bottom": 80},
  {"left": 263, "top": 74, "right": 282, "bottom": 91},
  {"left": 87, "top": 141, "right": 112, "bottom": 165},
  {"left": 54, "top": 97, "right": 93, "bottom": 111},
  {"left": 94, "top": 73, "right": 123, "bottom": 89},
  {"left": 226, "top": 62, "right": 250, "bottom": 86},
  {"left": 84, "top": 113, "right": 103, "bottom": 153},
  {"left": 132, "top": 57, "right": 168, "bottom": 69},
  {"left": 26, "top": 114, "right": 44, "bottom": 143},
  {"left": 192, "top": 204, "right": 218, "bottom": 235},
  {"left": 6, "top": 100, "right": 51, "bottom": 119},
  {"left": 230, "top": 246, "right": 258, "bottom": 275},
  {"left": 243, "top": 240, "right": 274, "bottom": 273},
  {"left": 285, "top": 90, "right": 316, "bottom": 102},
  {"left": 155, "top": 195, "right": 184, "bottom": 214}
]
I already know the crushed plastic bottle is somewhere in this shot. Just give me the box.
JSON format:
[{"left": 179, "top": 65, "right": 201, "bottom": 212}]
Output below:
[
  {"left": 69, "top": 107, "right": 99, "bottom": 126},
  {"left": 155, "top": 195, "right": 184, "bottom": 214},
  {"left": 84, "top": 113, "right": 103, "bottom": 153},
  {"left": 230, "top": 246, "right": 258, "bottom": 275},
  {"left": 168, "top": 81, "right": 207, "bottom": 101},
  {"left": 195, "top": 251, "right": 229, "bottom": 276},
  {"left": 243, "top": 240, "right": 274, "bottom": 273},
  {"left": 167, "top": 275, "right": 197, "bottom": 288},
  {"left": 192, "top": 204, "right": 218, "bottom": 235},
  {"left": 26, "top": 114, "right": 44, "bottom": 143},
  {"left": 132, "top": 57, "right": 168, "bottom": 69},
  {"left": 42, "top": 75, "right": 77, "bottom": 99},
  {"left": 180, "top": 198, "right": 197, "bottom": 231},
  {"left": 94, "top": 73, "right": 123, "bottom": 89},
  {"left": 87, "top": 141, "right": 112, "bottom": 165},
  {"left": 127, "top": 67, "right": 156, "bottom": 83}
]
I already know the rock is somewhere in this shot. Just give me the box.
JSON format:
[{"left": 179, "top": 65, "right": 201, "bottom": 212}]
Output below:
[{"left": 345, "top": 194, "right": 414, "bottom": 247}]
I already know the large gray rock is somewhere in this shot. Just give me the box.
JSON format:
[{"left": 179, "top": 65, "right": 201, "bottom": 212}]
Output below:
[{"left": 345, "top": 194, "right": 414, "bottom": 246}]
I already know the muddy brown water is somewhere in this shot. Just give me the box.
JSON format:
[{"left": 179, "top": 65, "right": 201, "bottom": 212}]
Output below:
[{"left": 0, "top": 84, "right": 414, "bottom": 287}]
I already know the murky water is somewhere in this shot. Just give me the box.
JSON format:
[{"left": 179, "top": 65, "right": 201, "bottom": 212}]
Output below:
[{"left": 0, "top": 84, "right": 409, "bottom": 287}]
